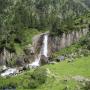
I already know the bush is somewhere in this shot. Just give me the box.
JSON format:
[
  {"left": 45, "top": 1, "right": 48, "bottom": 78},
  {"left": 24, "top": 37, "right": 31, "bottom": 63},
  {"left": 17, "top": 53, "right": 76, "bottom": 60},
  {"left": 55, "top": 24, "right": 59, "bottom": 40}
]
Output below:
[
  {"left": 79, "top": 32, "right": 90, "bottom": 50},
  {"left": 29, "top": 79, "right": 39, "bottom": 89},
  {"left": 29, "top": 67, "right": 47, "bottom": 89},
  {"left": 81, "top": 81, "right": 90, "bottom": 90},
  {"left": 0, "top": 81, "right": 17, "bottom": 90},
  {"left": 81, "top": 49, "right": 90, "bottom": 56}
]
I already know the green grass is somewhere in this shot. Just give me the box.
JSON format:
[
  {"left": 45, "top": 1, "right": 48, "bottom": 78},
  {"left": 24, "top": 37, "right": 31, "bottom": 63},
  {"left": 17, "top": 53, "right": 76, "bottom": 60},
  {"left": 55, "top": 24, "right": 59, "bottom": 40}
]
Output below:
[
  {"left": 23, "top": 28, "right": 42, "bottom": 44},
  {"left": 37, "top": 56, "right": 90, "bottom": 90},
  {"left": 43, "top": 56, "right": 90, "bottom": 77},
  {"left": 14, "top": 28, "right": 49, "bottom": 55},
  {"left": 14, "top": 43, "right": 24, "bottom": 55}
]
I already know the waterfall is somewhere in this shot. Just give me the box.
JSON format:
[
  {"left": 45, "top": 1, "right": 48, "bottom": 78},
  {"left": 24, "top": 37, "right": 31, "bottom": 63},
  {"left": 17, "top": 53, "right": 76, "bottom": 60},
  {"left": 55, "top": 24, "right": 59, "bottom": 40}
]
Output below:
[
  {"left": 29, "top": 53, "right": 41, "bottom": 67},
  {"left": 43, "top": 34, "right": 48, "bottom": 57},
  {"left": 29, "top": 34, "right": 48, "bottom": 68}
]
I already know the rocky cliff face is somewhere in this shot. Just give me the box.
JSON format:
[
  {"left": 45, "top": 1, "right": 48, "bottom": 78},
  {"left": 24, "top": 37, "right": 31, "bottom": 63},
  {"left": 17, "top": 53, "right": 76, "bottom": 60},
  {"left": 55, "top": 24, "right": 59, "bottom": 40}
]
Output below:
[
  {"left": 48, "top": 28, "right": 89, "bottom": 56},
  {"left": 0, "top": 48, "right": 15, "bottom": 65}
]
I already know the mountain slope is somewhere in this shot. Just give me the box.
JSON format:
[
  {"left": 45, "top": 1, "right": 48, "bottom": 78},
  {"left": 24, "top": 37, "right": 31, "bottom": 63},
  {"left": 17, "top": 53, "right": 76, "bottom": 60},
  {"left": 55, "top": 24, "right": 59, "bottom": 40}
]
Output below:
[{"left": 0, "top": 0, "right": 90, "bottom": 52}]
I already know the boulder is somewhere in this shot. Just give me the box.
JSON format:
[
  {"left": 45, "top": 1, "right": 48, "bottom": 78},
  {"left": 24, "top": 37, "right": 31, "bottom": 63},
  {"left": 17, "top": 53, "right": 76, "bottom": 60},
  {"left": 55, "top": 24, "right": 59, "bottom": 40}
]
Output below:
[
  {"left": 56, "top": 56, "right": 65, "bottom": 62},
  {"left": 49, "top": 61, "right": 57, "bottom": 64},
  {"left": 0, "top": 65, "right": 8, "bottom": 73},
  {"left": 40, "top": 55, "right": 49, "bottom": 65},
  {"left": 1, "top": 68, "right": 19, "bottom": 77},
  {"left": 18, "top": 67, "right": 23, "bottom": 72}
]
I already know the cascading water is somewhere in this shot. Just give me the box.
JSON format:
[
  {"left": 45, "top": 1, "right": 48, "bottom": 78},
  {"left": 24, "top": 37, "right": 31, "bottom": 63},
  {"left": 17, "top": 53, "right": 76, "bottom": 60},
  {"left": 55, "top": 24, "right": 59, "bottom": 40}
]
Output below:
[
  {"left": 29, "top": 34, "right": 48, "bottom": 68},
  {"left": 29, "top": 53, "right": 41, "bottom": 67},
  {"left": 43, "top": 34, "right": 48, "bottom": 57}
]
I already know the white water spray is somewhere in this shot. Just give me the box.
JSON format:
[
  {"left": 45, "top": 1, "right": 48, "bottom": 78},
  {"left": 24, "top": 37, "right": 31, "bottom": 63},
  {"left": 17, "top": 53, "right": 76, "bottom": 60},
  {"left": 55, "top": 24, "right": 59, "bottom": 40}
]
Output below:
[
  {"left": 29, "top": 53, "right": 41, "bottom": 67},
  {"left": 1, "top": 68, "right": 18, "bottom": 77},
  {"left": 43, "top": 34, "right": 48, "bottom": 57},
  {"left": 29, "top": 34, "right": 48, "bottom": 68}
]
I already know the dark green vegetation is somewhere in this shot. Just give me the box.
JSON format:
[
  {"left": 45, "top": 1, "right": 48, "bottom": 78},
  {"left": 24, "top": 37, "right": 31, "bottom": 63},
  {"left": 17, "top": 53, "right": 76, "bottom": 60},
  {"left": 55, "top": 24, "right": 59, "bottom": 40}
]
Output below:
[
  {"left": 0, "top": 56, "right": 90, "bottom": 90},
  {"left": 0, "top": 67, "right": 48, "bottom": 89},
  {"left": 0, "top": 0, "right": 90, "bottom": 54}
]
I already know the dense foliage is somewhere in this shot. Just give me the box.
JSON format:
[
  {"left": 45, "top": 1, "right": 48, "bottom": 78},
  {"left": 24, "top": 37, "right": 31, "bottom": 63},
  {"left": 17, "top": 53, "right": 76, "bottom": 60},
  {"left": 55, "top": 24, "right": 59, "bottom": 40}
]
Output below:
[{"left": 0, "top": 0, "right": 90, "bottom": 52}]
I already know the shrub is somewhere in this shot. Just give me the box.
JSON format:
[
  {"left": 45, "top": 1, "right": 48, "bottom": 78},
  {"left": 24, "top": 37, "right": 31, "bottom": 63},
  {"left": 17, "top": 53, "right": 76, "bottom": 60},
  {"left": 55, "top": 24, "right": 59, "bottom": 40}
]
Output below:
[
  {"left": 29, "top": 79, "right": 39, "bottom": 89},
  {"left": 79, "top": 32, "right": 90, "bottom": 50},
  {"left": 29, "top": 67, "right": 47, "bottom": 89},
  {"left": 81, "top": 81, "right": 90, "bottom": 90},
  {"left": 1, "top": 81, "right": 16, "bottom": 90}
]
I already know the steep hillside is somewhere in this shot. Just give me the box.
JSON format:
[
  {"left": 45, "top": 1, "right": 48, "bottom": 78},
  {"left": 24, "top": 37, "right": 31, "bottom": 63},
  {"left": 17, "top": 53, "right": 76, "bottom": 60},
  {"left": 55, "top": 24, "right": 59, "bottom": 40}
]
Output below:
[{"left": 0, "top": 0, "right": 90, "bottom": 52}]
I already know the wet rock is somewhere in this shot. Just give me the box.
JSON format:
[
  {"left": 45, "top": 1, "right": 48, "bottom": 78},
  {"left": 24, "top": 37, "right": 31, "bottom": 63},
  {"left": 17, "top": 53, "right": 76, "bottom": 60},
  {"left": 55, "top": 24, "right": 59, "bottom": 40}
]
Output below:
[
  {"left": 56, "top": 56, "right": 65, "bottom": 62},
  {"left": 0, "top": 65, "right": 7, "bottom": 73},
  {"left": 23, "top": 64, "right": 31, "bottom": 70},
  {"left": 1, "top": 68, "right": 19, "bottom": 77},
  {"left": 40, "top": 55, "right": 49, "bottom": 65},
  {"left": 18, "top": 67, "right": 23, "bottom": 72},
  {"left": 2, "top": 65, "right": 7, "bottom": 71},
  {"left": 49, "top": 61, "right": 57, "bottom": 64}
]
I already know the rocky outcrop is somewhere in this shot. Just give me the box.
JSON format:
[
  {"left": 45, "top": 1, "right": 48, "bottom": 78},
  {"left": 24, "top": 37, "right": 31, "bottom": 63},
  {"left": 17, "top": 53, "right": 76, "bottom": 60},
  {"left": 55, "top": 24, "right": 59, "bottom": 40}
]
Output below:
[
  {"left": 40, "top": 55, "right": 49, "bottom": 65},
  {"left": 48, "top": 28, "right": 89, "bottom": 56},
  {"left": 32, "top": 34, "right": 44, "bottom": 55},
  {"left": 0, "top": 48, "right": 15, "bottom": 65}
]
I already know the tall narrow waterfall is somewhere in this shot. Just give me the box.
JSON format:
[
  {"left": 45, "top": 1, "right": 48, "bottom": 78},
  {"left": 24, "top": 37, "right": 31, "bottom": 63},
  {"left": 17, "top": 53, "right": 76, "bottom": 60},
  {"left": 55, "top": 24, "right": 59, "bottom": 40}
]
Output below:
[
  {"left": 43, "top": 34, "right": 48, "bottom": 57},
  {"left": 29, "top": 34, "right": 48, "bottom": 67}
]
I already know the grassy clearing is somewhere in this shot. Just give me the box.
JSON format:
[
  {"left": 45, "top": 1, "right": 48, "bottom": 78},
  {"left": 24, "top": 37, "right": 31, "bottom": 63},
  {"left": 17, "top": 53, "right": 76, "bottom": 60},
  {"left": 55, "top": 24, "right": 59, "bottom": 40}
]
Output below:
[{"left": 43, "top": 56, "right": 90, "bottom": 77}]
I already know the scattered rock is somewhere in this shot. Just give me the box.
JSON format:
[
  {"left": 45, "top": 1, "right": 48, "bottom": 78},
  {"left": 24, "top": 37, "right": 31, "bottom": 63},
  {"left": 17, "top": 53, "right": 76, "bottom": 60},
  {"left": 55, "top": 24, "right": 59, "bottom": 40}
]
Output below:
[
  {"left": 18, "top": 67, "right": 23, "bottom": 72},
  {"left": 72, "top": 75, "right": 90, "bottom": 82},
  {"left": 49, "top": 61, "right": 57, "bottom": 64},
  {"left": 56, "top": 56, "right": 65, "bottom": 62},
  {"left": 40, "top": 55, "right": 49, "bottom": 65},
  {"left": 23, "top": 64, "right": 32, "bottom": 70},
  {"left": 0, "top": 65, "right": 8, "bottom": 73},
  {"left": 0, "top": 68, "right": 19, "bottom": 77}
]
